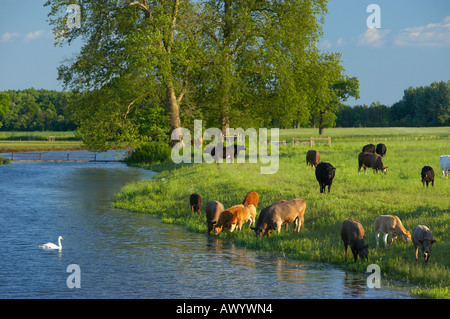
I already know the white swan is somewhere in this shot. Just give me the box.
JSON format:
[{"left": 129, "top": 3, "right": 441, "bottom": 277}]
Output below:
[{"left": 40, "top": 236, "right": 63, "bottom": 250}]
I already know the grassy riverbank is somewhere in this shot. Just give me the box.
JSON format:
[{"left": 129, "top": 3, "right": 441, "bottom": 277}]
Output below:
[{"left": 112, "top": 127, "right": 450, "bottom": 299}]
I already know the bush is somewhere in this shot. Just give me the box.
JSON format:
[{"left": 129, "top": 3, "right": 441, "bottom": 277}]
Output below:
[
  {"left": 125, "top": 141, "right": 172, "bottom": 164},
  {"left": 0, "top": 156, "right": 11, "bottom": 164}
]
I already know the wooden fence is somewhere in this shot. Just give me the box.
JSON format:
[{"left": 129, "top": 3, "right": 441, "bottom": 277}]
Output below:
[{"left": 269, "top": 137, "right": 331, "bottom": 147}]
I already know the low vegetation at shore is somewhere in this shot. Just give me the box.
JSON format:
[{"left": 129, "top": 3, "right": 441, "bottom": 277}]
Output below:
[{"left": 115, "top": 127, "right": 450, "bottom": 298}]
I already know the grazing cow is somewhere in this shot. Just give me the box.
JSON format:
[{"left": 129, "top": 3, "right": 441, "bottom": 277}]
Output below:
[
  {"left": 213, "top": 204, "right": 244, "bottom": 235},
  {"left": 209, "top": 144, "right": 246, "bottom": 162},
  {"left": 421, "top": 166, "right": 435, "bottom": 187},
  {"left": 362, "top": 144, "right": 376, "bottom": 153},
  {"left": 251, "top": 198, "right": 306, "bottom": 237},
  {"left": 242, "top": 191, "right": 259, "bottom": 208},
  {"left": 374, "top": 215, "right": 411, "bottom": 248},
  {"left": 315, "top": 162, "right": 336, "bottom": 193},
  {"left": 190, "top": 193, "right": 203, "bottom": 213},
  {"left": 306, "top": 150, "right": 320, "bottom": 168},
  {"left": 358, "top": 152, "right": 387, "bottom": 173},
  {"left": 341, "top": 218, "right": 369, "bottom": 262},
  {"left": 233, "top": 204, "right": 257, "bottom": 231},
  {"left": 205, "top": 200, "right": 225, "bottom": 233},
  {"left": 412, "top": 225, "right": 436, "bottom": 263},
  {"left": 376, "top": 143, "right": 387, "bottom": 157},
  {"left": 439, "top": 155, "right": 450, "bottom": 177}
]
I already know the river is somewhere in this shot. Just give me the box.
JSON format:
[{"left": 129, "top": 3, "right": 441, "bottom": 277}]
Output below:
[{"left": 0, "top": 151, "right": 414, "bottom": 299}]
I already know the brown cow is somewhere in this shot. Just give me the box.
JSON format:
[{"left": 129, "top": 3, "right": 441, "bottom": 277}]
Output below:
[
  {"left": 358, "top": 152, "right": 387, "bottom": 173},
  {"left": 341, "top": 218, "right": 369, "bottom": 261},
  {"left": 251, "top": 198, "right": 306, "bottom": 237},
  {"left": 190, "top": 193, "right": 203, "bottom": 213},
  {"left": 374, "top": 215, "right": 411, "bottom": 248},
  {"left": 306, "top": 150, "right": 320, "bottom": 168},
  {"left": 213, "top": 205, "right": 244, "bottom": 235},
  {"left": 205, "top": 200, "right": 225, "bottom": 233},
  {"left": 233, "top": 204, "right": 257, "bottom": 231},
  {"left": 242, "top": 191, "right": 259, "bottom": 209}
]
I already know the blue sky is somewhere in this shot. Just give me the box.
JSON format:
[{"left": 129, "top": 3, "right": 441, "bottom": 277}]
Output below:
[{"left": 0, "top": 0, "right": 449, "bottom": 107}]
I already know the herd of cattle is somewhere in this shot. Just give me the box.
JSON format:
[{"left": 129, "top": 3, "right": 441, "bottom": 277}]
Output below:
[{"left": 187, "top": 143, "right": 448, "bottom": 263}]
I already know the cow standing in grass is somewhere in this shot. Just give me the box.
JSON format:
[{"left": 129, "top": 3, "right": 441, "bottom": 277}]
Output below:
[
  {"left": 315, "top": 162, "right": 336, "bottom": 193},
  {"left": 421, "top": 166, "right": 435, "bottom": 187},
  {"left": 358, "top": 152, "right": 387, "bottom": 174}
]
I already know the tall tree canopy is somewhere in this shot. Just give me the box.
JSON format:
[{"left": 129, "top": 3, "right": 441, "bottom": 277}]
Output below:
[{"left": 45, "top": 0, "right": 356, "bottom": 149}]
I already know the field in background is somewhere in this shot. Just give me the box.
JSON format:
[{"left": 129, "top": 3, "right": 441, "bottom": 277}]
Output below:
[
  {"left": 0, "top": 131, "right": 83, "bottom": 153},
  {"left": 114, "top": 127, "right": 450, "bottom": 299}
]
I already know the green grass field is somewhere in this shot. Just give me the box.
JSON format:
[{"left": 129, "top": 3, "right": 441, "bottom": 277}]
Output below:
[
  {"left": 113, "top": 127, "right": 450, "bottom": 298},
  {"left": 0, "top": 131, "right": 83, "bottom": 153}
]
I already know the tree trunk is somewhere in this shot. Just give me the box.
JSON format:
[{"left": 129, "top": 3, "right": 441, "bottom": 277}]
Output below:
[
  {"left": 166, "top": 80, "right": 181, "bottom": 132},
  {"left": 318, "top": 110, "right": 325, "bottom": 135}
]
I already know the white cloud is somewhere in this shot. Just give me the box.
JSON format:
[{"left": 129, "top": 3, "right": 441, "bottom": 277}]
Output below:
[
  {"left": 357, "top": 28, "right": 391, "bottom": 48},
  {"left": 1, "top": 32, "right": 20, "bottom": 43},
  {"left": 336, "top": 37, "right": 345, "bottom": 47},
  {"left": 319, "top": 39, "right": 332, "bottom": 49},
  {"left": 24, "top": 30, "right": 46, "bottom": 42},
  {"left": 394, "top": 16, "right": 450, "bottom": 48}
]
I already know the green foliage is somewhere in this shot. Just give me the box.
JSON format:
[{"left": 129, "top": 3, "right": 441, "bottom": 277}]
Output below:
[
  {"left": 114, "top": 127, "right": 450, "bottom": 298},
  {"left": 124, "top": 141, "right": 172, "bottom": 164},
  {"left": 0, "top": 89, "right": 74, "bottom": 131}
]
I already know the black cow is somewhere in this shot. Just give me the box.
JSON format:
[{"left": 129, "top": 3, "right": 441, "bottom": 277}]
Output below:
[
  {"left": 315, "top": 162, "right": 336, "bottom": 193},
  {"left": 376, "top": 143, "right": 387, "bottom": 157},
  {"left": 421, "top": 166, "right": 434, "bottom": 188},
  {"left": 189, "top": 193, "right": 203, "bottom": 213}
]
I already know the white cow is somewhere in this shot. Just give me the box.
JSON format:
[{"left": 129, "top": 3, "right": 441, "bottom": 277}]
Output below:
[{"left": 439, "top": 155, "right": 450, "bottom": 177}]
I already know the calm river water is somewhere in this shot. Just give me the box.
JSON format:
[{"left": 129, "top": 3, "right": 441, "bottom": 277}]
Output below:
[{"left": 0, "top": 151, "right": 414, "bottom": 299}]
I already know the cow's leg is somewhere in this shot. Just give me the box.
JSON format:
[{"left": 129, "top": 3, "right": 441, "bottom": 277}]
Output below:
[
  {"left": 382, "top": 233, "right": 389, "bottom": 248},
  {"left": 375, "top": 232, "right": 380, "bottom": 249},
  {"left": 344, "top": 243, "right": 348, "bottom": 260},
  {"left": 414, "top": 244, "right": 419, "bottom": 261}
]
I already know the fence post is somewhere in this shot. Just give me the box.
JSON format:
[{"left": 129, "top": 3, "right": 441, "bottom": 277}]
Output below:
[
  {"left": 310, "top": 137, "right": 313, "bottom": 148},
  {"left": 328, "top": 136, "right": 331, "bottom": 146}
]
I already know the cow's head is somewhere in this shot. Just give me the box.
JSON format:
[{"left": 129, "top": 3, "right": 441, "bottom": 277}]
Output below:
[
  {"left": 402, "top": 230, "right": 412, "bottom": 243},
  {"left": 382, "top": 166, "right": 388, "bottom": 173},
  {"left": 359, "top": 244, "right": 369, "bottom": 261},
  {"left": 419, "top": 239, "right": 436, "bottom": 263}
]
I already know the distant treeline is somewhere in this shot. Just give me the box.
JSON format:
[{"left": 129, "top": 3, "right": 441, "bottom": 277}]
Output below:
[
  {"left": 0, "top": 88, "right": 76, "bottom": 131},
  {"left": 336, "top": 80, "right": 450, "bottom": 127},
  {"left": 1, "top": 81, "right": 449, "bottom": 132}
]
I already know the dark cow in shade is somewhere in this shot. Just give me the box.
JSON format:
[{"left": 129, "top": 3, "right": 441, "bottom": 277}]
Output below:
[
  {"left": 376, "top": 143, "right": 387, "bottom": 157},
  {"left": 421, "top": 166, "right": 435, "bottom": 188},
  {"left": 315, "top": 162, "right": 336, "bottom": 193},
  {"left": 205, "top": 200, "right": 225, "bottom": 233},
  {"left": 358, "top": 152, "right": 387, "bottom": 173},
  {"left": 190, "top": 193, "right": 203, "bottom": 213},
  {"left": 341, "top": 218, "right": 369, "bottom": 262},
  {"left": 306, "top": 150, "right": 320, "bottom": 168},
  {"left": 412, "top": 225, "right": 436, "bottom": 263},
  {"left": 362, "top": 144, "right": 376, "bottom": 153}
]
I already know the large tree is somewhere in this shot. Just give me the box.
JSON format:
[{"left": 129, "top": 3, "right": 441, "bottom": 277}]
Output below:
[{"left": 45, "top": 0, "right": 201, "bottom": 149}]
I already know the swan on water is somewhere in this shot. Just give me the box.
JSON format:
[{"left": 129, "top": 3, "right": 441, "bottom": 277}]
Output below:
[{"left": 40, "top": 236, "right": 63, "bottom": 250}]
